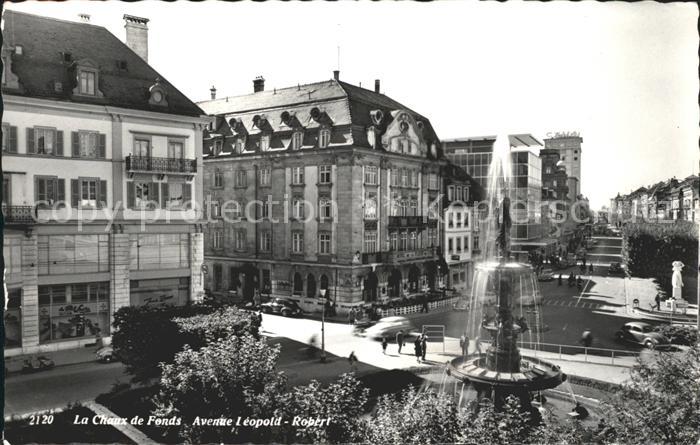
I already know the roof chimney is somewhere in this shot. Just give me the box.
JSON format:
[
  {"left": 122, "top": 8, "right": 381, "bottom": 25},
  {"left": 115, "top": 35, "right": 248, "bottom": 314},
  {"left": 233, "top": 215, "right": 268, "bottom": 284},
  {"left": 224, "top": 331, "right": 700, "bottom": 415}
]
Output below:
[
  {"left": 123, "top": 14, "right": 149, "bottom": 62},
  {"left": 374, "top": 79, "right": 380, "bottom": 93},
  {"left": 253, "top": 76, "right": 265, "bottom": 93},
  {"left": 333, "top": 70, "right": 340, "bottom": 81},
  {"left": 79, "top": 13, "right": 91, "bottom": 23},
  {"left": 210, "top": 86, "right": 217, "bottom": 100}
]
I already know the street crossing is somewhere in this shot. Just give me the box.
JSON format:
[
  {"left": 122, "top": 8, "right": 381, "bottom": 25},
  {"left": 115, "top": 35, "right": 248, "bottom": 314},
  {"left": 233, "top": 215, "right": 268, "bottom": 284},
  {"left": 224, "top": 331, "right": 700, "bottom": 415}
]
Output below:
[{"left": 540, "top": 298, "right": 604, "bottom": 310}]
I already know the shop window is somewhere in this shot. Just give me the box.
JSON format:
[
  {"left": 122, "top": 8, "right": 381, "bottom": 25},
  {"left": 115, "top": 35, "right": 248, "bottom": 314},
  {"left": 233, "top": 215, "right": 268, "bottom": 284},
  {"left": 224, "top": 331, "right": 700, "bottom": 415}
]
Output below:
[
  {"left": 39, "top": 283, "right": 109, "bottom": 343},
  {"left": 130, "top": 234, "right": 190, "bottom": 269},
  {"left": 130, "top": 278, "right": 190, "bottom": 307},
  {"left": 38, "top": 234, "right": 109, "bottom": 275}
]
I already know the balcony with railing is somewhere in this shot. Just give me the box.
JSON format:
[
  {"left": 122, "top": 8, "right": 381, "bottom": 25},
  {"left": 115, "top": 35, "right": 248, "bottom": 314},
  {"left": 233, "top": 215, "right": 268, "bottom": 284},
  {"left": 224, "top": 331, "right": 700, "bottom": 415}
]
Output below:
[
  {"left": 126, "top": 155, "right": 197, "bottom": 174},
  {"left": 385, "top": 247, "right": 436, "bottom": 263},
  {"left": 388, "top": 215, "right": 427, "bottom": 228},
  {"left": 2, "top": 205, "right": 36, "bottom": 224}
]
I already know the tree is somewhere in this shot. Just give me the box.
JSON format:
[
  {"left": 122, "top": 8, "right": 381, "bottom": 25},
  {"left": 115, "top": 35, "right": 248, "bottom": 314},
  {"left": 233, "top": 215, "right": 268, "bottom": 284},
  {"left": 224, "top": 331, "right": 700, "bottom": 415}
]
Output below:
[
  {"left": 276, "top": 373, "right": 369, "bottom": 444},
  {"left": 604, "top": 346, "right": 700, "bottom": 444},
  {"left": 152, "top": 334, "right": 286, "bottom": 444},
  {"left": 362, "top": 387, "right": 468, "bottom": 444},
  {"left": 112, "top": 304, "right": 259, "bottom": 382}
]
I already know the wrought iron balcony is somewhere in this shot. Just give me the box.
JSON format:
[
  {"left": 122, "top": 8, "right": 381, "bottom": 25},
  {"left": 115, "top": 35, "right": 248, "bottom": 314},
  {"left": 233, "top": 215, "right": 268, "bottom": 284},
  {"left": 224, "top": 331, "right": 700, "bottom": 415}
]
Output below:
[
  {"left": 125, "top": 155, "right": 197, "bottom": 174},
  {"left": 361, "top": 252, "right": 384, "bottom": 264},
  {"left": 2, "top": 205, "right": 36, "bottom": 224},
  {"left": 382, "top": 247, "right": 437, "bottom": 264},
  {"left": 388, "top": 215, "right": 427, "bottom": 228}
]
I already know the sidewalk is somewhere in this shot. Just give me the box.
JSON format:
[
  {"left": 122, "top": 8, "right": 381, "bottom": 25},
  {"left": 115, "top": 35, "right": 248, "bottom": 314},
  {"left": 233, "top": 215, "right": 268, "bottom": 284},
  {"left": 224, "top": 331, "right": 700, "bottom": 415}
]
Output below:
[
  {"left": 261, "top": 317, "right": 634, "bottom": 386},
  {"left": 5, "top": 344, "right": 98, "bottom": 373}
]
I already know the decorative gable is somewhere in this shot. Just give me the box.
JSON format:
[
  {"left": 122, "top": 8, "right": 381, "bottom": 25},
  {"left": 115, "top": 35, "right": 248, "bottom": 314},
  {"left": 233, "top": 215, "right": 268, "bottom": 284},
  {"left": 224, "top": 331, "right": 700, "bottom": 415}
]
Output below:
[{"left": 381, "top": 110, "right": 427, "bottom": 157}]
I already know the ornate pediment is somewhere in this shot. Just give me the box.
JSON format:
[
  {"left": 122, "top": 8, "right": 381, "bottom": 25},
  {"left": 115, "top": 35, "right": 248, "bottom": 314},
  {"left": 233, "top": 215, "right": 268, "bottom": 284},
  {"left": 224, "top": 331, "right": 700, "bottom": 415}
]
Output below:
[{"left": 380, "top": 110, "right": 427, "bottom": 157}]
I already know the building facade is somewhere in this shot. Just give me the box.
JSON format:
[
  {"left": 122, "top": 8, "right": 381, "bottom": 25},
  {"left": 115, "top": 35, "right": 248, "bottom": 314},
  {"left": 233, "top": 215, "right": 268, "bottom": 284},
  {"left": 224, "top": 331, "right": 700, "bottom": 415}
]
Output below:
[
  {"left": 543, "top": 133, "right": 583, "bottom": 200},
  {"left": 2, "top": 11, "right": 209, "bottom": 355},
  {"left": 443, "top": 134, "right": 555, "bottom": 256},
  {"left": 199, "top": 75, "right": 446, "bottom": 312},
  {"left": 441, "top": 163, "right": 481, "bottom": 294}
]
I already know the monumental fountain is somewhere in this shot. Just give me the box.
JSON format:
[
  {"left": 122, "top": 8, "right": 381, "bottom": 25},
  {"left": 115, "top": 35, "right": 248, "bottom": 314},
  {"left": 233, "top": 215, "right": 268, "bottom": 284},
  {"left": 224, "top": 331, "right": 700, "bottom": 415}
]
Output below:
[{"left": 447, "top": 135, "right": 565, "bottom": 416}]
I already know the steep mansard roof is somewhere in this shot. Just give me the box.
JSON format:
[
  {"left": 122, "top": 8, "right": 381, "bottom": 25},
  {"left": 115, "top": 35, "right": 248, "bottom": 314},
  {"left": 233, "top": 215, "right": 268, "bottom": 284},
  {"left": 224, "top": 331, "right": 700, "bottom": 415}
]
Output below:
[{"left": 2, "top": 10, "right": 204, "bottom": 117}]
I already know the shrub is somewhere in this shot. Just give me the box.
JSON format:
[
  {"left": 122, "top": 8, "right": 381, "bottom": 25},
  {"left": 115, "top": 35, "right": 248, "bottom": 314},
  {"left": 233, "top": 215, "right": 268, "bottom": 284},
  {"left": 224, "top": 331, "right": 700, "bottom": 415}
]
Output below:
[{"left": 654, "top": 324, "right": 698, "bottom": 345}]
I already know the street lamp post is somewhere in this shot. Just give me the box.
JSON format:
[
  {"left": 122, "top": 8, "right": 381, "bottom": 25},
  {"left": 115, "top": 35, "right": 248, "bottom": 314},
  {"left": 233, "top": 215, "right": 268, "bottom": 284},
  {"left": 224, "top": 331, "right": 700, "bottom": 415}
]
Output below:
[{"left": 320, "top": 288, "right": 327, "bottom": 363}]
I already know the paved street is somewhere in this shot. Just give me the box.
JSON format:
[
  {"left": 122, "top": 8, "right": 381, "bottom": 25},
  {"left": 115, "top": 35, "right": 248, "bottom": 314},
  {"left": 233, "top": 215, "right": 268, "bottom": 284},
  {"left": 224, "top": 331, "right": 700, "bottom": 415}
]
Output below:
[{"left": 4, "top": 362, "right": 129, "bottom": 418}]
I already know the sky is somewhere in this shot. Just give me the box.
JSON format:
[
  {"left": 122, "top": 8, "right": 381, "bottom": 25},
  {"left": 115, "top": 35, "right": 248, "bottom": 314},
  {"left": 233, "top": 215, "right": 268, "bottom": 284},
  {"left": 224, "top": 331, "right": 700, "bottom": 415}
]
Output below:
[{"left": 4, "top": 1, "right": 699, "bottom": 210}]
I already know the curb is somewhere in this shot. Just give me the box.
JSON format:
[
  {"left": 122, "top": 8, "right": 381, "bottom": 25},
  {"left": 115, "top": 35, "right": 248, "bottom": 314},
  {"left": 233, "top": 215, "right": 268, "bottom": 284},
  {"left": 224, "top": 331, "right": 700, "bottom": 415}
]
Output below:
[{"left": 86, "top": 401, "right": 157, "bottom": 445}]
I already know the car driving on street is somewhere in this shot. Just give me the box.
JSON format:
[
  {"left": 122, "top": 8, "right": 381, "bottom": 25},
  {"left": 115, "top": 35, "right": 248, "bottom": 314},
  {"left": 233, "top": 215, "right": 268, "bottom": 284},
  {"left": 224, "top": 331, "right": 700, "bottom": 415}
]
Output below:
[
  {"left": 260, "top": 298, "right": 303, "bottom": 317},
  {"left": 608, "top": 262, "right": 624, "bottom": 276},
  {"left": 364, "top": 316, "right": 415, "bottom": 340},
  {"left": 614, "top": 321, "right": 671, "bottom": 350}
]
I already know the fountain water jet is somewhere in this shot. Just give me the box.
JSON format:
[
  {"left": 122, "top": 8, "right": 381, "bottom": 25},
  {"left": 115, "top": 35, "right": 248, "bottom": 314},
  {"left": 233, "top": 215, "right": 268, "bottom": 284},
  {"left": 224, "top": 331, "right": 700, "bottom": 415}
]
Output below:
[{"left": 447, "top": 135, "right": 565, "bottom": 417}]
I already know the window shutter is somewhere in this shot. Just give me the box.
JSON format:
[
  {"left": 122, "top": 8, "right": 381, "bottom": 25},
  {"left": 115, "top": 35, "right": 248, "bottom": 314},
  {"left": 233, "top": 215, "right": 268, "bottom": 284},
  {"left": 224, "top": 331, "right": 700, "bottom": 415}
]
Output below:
[
  {"left": 127, "top": 182, "right": 135, "bottom": 209},
  {"left": 57, "top": 179, "right": 66, "bottom": 205},
  {"left": 56, "top": 131, "right": 64, "bottom": 156},
  {"left": 27, "top": 128, "right": 35, "bottom": 154},
  {"left": 72, "top": 132, "right": 80, "bottom": 157},
  {"left": 148, "top": 182, "right": 159, "bottom": 209},
  {"left": 183, "top": 183, "right": 192, "bottom": 209},
  {"left": 71, "top": 179, "right": 80, "bottom": 208},
  {"left": 98, "top": 180, "right": 107, "bottom": 208},
  {"left": 161, "top": 182, "right": 169, "bottom": 208},
  {"left": 34, "top": 177, "right": 41, "bottom": 202},
  {"left": 9, "top": 126, "right": 17, "bottom": 152},
  {"left": 98, "top": 134, "right": 106, "bottom": 159}
]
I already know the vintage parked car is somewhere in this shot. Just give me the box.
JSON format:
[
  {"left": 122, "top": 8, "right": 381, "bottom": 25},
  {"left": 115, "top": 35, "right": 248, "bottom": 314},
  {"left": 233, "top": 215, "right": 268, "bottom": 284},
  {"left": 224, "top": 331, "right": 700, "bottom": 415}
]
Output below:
[
  {"left": 453, "top": 298, "right": 470, "bottom": 311},
  {"left": 608, "top": 262, "right": 624, "bottom": 276},
  {"left": 537, "top": 269, "right": 555, "bottom": 282},
  {"left": 260, "top": 298, "right": 303, "bottom": 317},
  {"left": 614, "top": 321, "right": 671, "bottom": 350},
  {"left": 364, "top": 316, "right": 415, "bottom": 340}
]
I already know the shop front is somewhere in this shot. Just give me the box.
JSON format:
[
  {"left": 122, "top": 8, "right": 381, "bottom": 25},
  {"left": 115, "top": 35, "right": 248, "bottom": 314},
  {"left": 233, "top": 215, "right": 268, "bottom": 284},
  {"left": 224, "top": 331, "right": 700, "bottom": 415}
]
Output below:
[
  {"left": 130, "top": 277, "right": 190, "bottom": 307},
  {"left": 39, "top": 282, "right": 110, "bottom": 343}
]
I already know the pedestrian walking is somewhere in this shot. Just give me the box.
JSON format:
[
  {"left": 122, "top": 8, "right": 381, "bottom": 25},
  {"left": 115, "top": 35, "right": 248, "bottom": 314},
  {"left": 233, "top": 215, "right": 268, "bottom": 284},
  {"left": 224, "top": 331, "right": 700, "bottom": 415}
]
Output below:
[
  {"left": 474, "top": 336, "right": 482, "bottom": 355},
  {"left": 558, "top": 274, "right": 563, "bottom": 286},
  {"left": 396, "top": 330, "right": 404, "bottom": 354},
  {"left": 348, "top": 307, "right": 356, "bottom": 324},
  {"left": 348, "top": 351, "right": 358, "bottom": 372},
  {"left": 654, "top": 293, "right": 661, "bottom": 311},
  {"left": 582, "top": 257, "right": 587, "bottom": 267},
  {"left": 581, "top": 329, "right": 593, "bottom": 348},
  {"left": 414, "top": 337, "right": 422, "bottom": 363},
  {"left": 588, "top": 263, "right": 594, "bottom": 274},
  {"left": 381, "top": 337, "right": 388, "bottom": 354},
  {"left": 460, "top": 332, "right": 469, "bottom": 356},
  {"left": 421, "top": 334, "right": 428, "bottom": 361}
]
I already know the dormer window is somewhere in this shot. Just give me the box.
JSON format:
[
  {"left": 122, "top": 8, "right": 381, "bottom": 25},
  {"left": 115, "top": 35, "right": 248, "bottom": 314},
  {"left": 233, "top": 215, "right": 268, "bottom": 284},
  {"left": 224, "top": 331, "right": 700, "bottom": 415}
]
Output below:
[
  {"left": 291, "top": 131, "right": 303, "bottom": 150},
  {"left": 79, "top": 69, "right": 96, "bottom": 95},
  {"left": 319, "top": 129, "right": 330, "bottom": 148},
  {"left": 72, "top": 58, "right": 104, "bottom": 98},
  {"left": 260, "top": 135, "right": 270, "bottom": 151}
]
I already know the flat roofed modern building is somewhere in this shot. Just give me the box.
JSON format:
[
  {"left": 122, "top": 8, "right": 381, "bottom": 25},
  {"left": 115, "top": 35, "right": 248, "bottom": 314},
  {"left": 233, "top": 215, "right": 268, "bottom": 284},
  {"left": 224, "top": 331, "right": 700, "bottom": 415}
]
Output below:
[
  {"left": 198, "top": 74, "right": 447, "bottom": 312},
  {"left": 2, "top": 10, "right": 210, "bottom": 355}
]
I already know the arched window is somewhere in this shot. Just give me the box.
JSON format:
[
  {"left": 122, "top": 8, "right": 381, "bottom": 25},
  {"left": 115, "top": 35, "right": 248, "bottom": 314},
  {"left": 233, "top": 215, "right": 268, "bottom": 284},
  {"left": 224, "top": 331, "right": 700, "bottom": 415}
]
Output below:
[
  {"left": 319, "top": 129, "right": 331, "bottom": 148},
  {"left": 293, "top": 272, "right": 303, "bottom": 295},
  {"left": 320, "top": 274, "right": 329, "bottom": 291},
  {"left": 306, "top": 274, "right": 316, "bottom": 298}
]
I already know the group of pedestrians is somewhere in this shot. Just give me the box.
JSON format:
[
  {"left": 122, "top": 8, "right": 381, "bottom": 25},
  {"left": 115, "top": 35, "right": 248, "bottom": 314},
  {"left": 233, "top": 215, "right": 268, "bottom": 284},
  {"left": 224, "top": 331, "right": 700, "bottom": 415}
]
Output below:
[
  {"left": 377, "top": 330, "right": 430, "bottom": 363},
  {"left": 459, "top": 332, "right": 482, "bottom": 357},
  {"left": 559, "top": 273, "right": 584, "bottom": 290}
]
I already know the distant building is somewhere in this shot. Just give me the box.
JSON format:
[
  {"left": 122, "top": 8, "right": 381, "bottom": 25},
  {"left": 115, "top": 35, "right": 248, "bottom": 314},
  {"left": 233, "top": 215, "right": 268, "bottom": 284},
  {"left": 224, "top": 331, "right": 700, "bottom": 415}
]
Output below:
[
  {"left": 2, "top": 10, "right": 209, "bottom": 355},
  {"left": 609, "top": 175, "right": 699, "bottom": 223},
  {"left": 197, "top": 74, "right": 446, "bottom": 311},
  {"left": 441, "top": 163, "right": 483, "bottom": 293},
  {"left": 543, "top": 133, "right": 582, "bottom": 200},
  {"left": 443, "top": 135, "right": 559, "bottom": 257}
]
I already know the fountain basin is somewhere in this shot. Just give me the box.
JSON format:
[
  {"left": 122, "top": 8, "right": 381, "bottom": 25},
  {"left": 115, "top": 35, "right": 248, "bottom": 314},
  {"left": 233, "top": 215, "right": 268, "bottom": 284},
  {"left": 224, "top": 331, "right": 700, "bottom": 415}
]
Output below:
[{"left": 447, "top": 355, "right": 566, "bottom": 392}]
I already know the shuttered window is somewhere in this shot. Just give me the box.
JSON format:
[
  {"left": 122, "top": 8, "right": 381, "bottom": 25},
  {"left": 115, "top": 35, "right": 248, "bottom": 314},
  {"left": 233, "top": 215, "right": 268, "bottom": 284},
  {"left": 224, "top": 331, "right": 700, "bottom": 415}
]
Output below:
[
  {"left": 35, "top": 176, "right": 66, "bottom": 208},
  {"left": 71, "top": 131, "right": 106, "bottom": 158},
  {"left": 127, "top": 181, "right": 159, "bottom": 209},
  {"left": 2, "top": 123, "right": 17, "bottom": 152},
  {"left": 27, "top": 127, "right": 63, "bottom": 156},
  {"left": 70, "top": 178, "right": 107, "bottom": 208}
]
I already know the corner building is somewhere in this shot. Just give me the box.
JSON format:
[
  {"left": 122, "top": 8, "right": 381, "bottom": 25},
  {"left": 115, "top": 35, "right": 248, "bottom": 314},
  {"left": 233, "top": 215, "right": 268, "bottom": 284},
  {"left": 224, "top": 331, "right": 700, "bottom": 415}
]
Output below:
[
  {"left": 199, "top": 75, "right": 446, "bottom": 312},
  {"left": 2, "top": 11, "right": 209, "bottom": 355}
]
